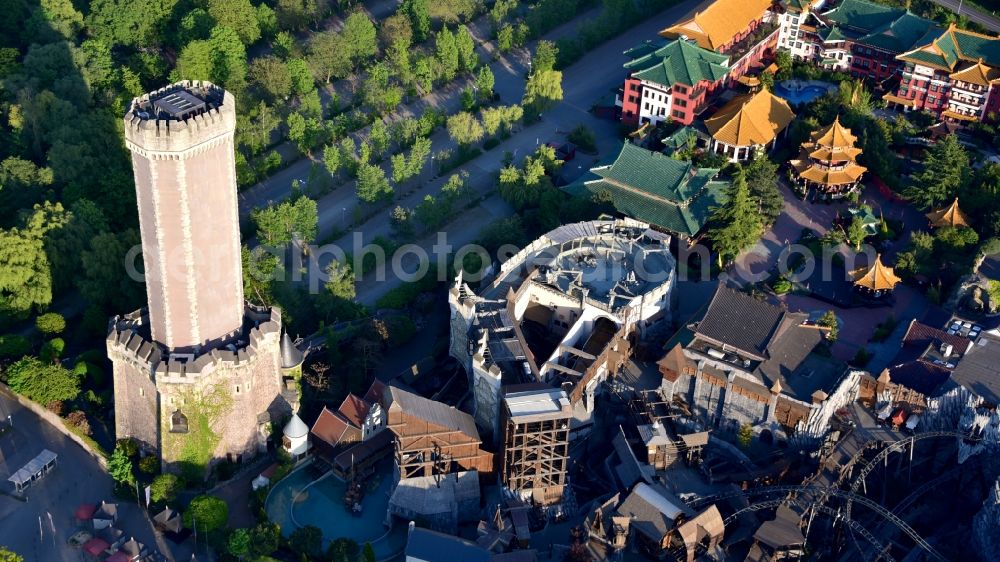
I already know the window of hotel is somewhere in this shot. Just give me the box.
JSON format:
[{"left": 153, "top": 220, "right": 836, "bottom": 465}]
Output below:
[
  {"left": 675, "top": 84, "right": 687, "bottom": 94},
  {"left": 928, "top": 96, "right": 936, "bottom": 104},
  {"left": 675, "top": 99, "right": 687, "bottom": 108},
  {"left": 672, "top": 110, "right": 684, "bottom": 119}
]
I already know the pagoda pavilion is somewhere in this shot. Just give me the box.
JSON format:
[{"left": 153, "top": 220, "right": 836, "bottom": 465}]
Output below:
[
  {"left": 926, "top": 198, "right": 971, "bottom": 228},
  {"left": 851, "top": 254, "right": 901, "bottom": 297},
  {"left": 791, "top": 116, "right": 867, "bottom": 199}
]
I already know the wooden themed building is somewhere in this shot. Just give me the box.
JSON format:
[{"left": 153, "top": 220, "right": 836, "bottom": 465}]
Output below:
[{"left": 851, "top": 254, "right": 901, "bottom": 296}]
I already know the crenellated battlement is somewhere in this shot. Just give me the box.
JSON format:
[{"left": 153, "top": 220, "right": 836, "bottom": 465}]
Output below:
[
  {"left": 107, "top": 304, "right": 281, "bottom": 385},
  {"left": 123, "top": 80, "right": 235, "bottom": 156}
]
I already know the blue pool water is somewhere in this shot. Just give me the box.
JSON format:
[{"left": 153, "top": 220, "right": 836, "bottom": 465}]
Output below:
[
  {"left": 774, "top": 83, "right": 832, "bottom": 105},
  {"left": 266, "top": 460, "right": 406, "bottom": 559}
]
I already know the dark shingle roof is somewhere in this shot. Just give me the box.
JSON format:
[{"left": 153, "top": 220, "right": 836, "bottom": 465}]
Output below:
[
  {"left": 857, "top": 13, "right": 939, "bottom": 53},
  {"left": 950, "top": 334, "right": 1000, "bottom": 404},
  {"left": 694, "top": 287, "right": 784, "bottom": 360},
  {"left": 886, "top": 361, "right": 952, "bottom": 396},
  {"left": 625, "top": 39, "right": 730, "bottom": 88},
  {"left": 405, "top": 528, "right": 491, "bottom": 562}
]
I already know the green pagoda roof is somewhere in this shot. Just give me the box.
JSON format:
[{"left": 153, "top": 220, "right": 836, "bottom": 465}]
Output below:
[
  {"left": 818, "top": 26, "right": 848, "bottom": 42},
  {"left": 857, "top": 12, "right": 940, "bottom": 53},
  {"left": 823, "top": 0, "right": 906, "bottom": 33},
  {"left": 624, "top": 38, "right": 729, "bottom": 88},
  {"left": 901, "top": 25, "right": 1000, "bottom": 70},
  {"left": 662, "top": 126, "right": 699, "bottom": 155},
  {"left": 564, "top": 142, "right": 729, "bottom": 237}
]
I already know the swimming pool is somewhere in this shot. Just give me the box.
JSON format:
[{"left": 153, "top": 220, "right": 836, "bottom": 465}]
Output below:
[
  {"left": 266, "top": 460, "right": 406, "bottom": 559},
  {"left": 774, "top": 82, "right": 833, "bottom": 105}
]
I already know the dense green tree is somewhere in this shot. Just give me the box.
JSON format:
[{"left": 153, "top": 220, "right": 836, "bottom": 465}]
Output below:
[
  {"left": 387, "top": 38, "right": 413, "bottom": 87},
  {"left": 288, "top": 525, "right": 323, "bottom": 559},
  {"left": 356, "top": 163, "right": 393, "bottom": 203},
  {"left": 0, "top": 547, "right": 23, "bottom": 562},
  {"left": 819, "top": 310, "right": 839, "bottom": 341},
  {"left": 414, "top": 56, "right": 433, "bottom": 92},
  {"left": 183, "top": 495, "right": 229, "bottom": 532},
  {"left": 532, "top": 40, "right": 558, "bottom": 73},
  {"left": 489, "top": 0, "right": 516, "bottom": 31},
  {"left": 249, "top": 56, "right": 291, "bottom": 101},
  {"left": 0, "top": 335, "right": 30, "bottom": 361},
  {"left": 896, "top": 231, "right": 935, "bottom": 278},
  {"left": 173, "top": 26, "right": 248, "bottom": 89},
  {"left": 455, "top": 25, "right": 477, "bottom": 72},
  {"left": 709, "top": 172, "right": 762, "bottom": 267},
  {"left": 435, "top": 27, "right": 459, "bottom": 83},
  {"left": 236, "top": 102, "right": 280, "bottom": 155},
  {"left": 362, "top": 543, "right": 376, "bottom": 562},
  {"left": 227, "top": 528, "right": 251, "bottom": 559},
  {"left": 150, "top": 473, "right": 180, "bottom": 503},
  {"left": 324, "top": 144, "right": 343, "bottom": 176},
  {"left": 0, "top": 228, "right": 53, "bottom": 318},
  {"left": 35, "top": 312, "right": 65, "bottom": 335},
  {"left": 743, "top": 154, "right": 782, "bottom": 225},
  {"left": 480, "top": 105, "right": 521, "bottom": 136},
  {"left": 362, "top": 62, "right": 403, "bottom": 115},
  {"left": 250, "top": 523, "right": 282, "bottom": 557},
  {"left": 369, "top": 119, "right": 390, "bottom": 158},
  {"left": 177, "top": 8, "right": 214, "bottom": 45},
  {"left": 3, "top": 357, "right": 79, "bottom": 405},
  {"left": 845, "top": 216, "right": 868, "bottom": 251},
  {"left": 475, "top": 66, "right": 494, "bottom": 101},
  {"left": 447, "top": 111, "right": 484, "bottom": 146},
  {"left": 325, "top": 262, "right": 355, "bottom": 300},
  {"left": 905, "top": 134, "right": 969, "bottom": 210},
  {"left": 275, "top": 0, "right": 321, "bottom": 30},
  {"left": 252, "top": 196, "right": 318, "bottom": 246},
  {"left": 342, "top": 11, "right": 378, "bottom": 67},
  {"left": 326, "top": 538, "right": 360, "bottom": 562},
  {"left": 737, "top": 423, "right": 753, "bottom": 449},
  {"left": 86, "top": 0, "right": 178, "bottom": 48},
  {"left": 26, "top": 0, "right": 84, "bottom": 41},
  {"left": 380, "top": 13, "right": 412, "bottom": 47},
  {"left": 208, "top": 0, "right": 262, "bottom": 45},
  {"left": 287, "top": 58, "right": 314, "bottom": 95},
  {"left": 79, "top": 229, "right": 145, "bottom": 311},
  {"left": 497, "top": 24, "right": 514, "bottom": 52},
  {"left": 242, "top": 245, "right": 281, "bottom": 305},
  {"left": 108, "top": 444, "right": 135, "bottom": 486},
  {"left": 0, "top": 157, "right": 54, "bottom": 225},
  {"left": 403, "top": 0, "right": 431, "bottom": 42},
  {"left": 257, "top": 4, "right": 279, "bottom": 39},
  {"left": 523, "top": 69, "right": 562, "bottom": 113},
  {"left": 307, "top": 31, "right": 352, "bottom": 82}
]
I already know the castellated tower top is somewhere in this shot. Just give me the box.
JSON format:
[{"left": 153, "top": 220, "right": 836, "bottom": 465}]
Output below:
[
  {"left": 123, "top": 80, "right": 245, "bottom": 352},
  {"left": 124, "top": 80, "right": 235, "bottom": 156}
]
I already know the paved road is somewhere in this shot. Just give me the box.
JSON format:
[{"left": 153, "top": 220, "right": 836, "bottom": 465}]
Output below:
[
  {"left": 0, "top": 396, "right": 163, "bottom": 562},
  {"left": 930, "top": 0, "right": 1000, "bottom": 32}
]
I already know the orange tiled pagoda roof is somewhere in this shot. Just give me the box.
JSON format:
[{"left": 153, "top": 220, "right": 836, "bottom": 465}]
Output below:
[
  {"left": 926, "top": 197, "right": 971, "bottom": 228},
  {"left": 660, "top": 0, "right": 774, "bottom": 51},
  {"left": 704, "top": 89, "right": 795, "bottom": 147},
  {"left": 851, "top": 254, "right": 901, "bottom": 291},
  {"left": 790, "top": 116, "right": 866, "bottom": 188}
]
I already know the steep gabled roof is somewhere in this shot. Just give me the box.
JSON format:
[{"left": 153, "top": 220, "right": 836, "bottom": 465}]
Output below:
[
  {"left": 660, "top": 0, "right": 774, "bottom": 50},
  {"left": 805, "top": 116, "right": 863, "bottom": 161},
  {"left": 694, "top": 286, "right": 785, "bottom": 360},
  {"left": 626, "top": 39, "right": 730, "bottom": 88},
  {"left": 310, "top": 406, "right": 359, "bottom": 447},
  {"left": 705, "top": 89, "right": 795, "bottom": 147},
  {"left": 899, "top": 24, "right": 1000, "bottom": 70},
  {"left": 338, "top": 393, "right": 369, "bottom": 428},
  {"left": 386, "top": 385, "right": 480, "bottom": 440}
]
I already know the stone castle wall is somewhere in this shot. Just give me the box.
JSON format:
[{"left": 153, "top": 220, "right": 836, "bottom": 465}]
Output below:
[{"left": 108, "top": 306, "right": 291, "bottom": 472}]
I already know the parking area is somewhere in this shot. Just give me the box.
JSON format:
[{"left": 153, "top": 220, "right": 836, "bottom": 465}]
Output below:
[{"left": 0, "top": 394, "right": 162, "bottom": 561}]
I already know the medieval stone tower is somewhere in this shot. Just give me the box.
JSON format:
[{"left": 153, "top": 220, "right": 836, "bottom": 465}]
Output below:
[{"left": 109, "top": 81, "right": 296, "bottom": 475}]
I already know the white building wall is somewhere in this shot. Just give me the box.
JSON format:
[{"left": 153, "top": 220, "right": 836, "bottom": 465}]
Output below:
[{"left": 638, "top": 81, "right": 673, "bottom": 125}]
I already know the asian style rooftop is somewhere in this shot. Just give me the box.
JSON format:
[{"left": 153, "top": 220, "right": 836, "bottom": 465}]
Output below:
[
  {"left": 926, "top": 198, "right": 971, "bottom": 228},
  {"left": 899, "top": 23, "right": 1000, "bottom": 71},
  {"left": 564, "top": 142, "right": 728, "bottom": 237},
  {"left": 704, "top": 89, "right": 795, "bottom": 147},
  {"left": 790, "top": 116, "right": 867, "bottom": 190},
  {"left": 851, "top": 254, "right": 901, "bottom": 291},
  {"left": 624, "top": 38, "right": 730, "bottom": 88},
  {"left": 660, "top": 0, "right": 773, "bottom": 51}
]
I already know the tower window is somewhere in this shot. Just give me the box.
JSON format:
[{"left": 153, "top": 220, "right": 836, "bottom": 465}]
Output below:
[{"left": 169, "top": 410, "right": 189, "bottom": 434}]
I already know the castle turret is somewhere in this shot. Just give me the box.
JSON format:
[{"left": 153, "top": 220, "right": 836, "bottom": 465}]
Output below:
[{"left": 123, "top": 81, "right": 244, "bottom": 352}]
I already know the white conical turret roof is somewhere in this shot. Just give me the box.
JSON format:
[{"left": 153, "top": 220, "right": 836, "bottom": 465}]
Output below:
[{"left": 283, "top": 414, "right": 308, "bottom": 439}]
